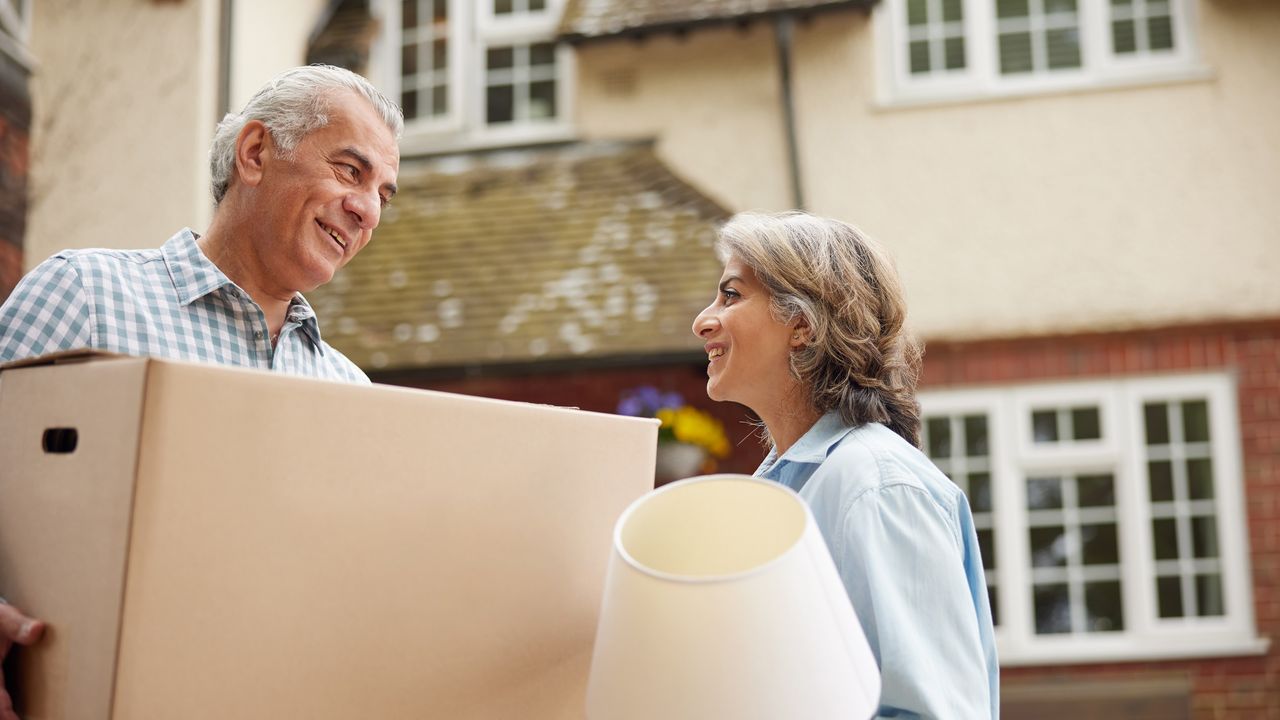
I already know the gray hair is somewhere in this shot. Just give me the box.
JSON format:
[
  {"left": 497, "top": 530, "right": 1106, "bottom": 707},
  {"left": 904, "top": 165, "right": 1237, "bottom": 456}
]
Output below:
[
  {"left": 209, "top": 64, "right": 403, "bottom": 204},
  {"left": 716, "top": 211, "right": 924, "bottom": 447}
]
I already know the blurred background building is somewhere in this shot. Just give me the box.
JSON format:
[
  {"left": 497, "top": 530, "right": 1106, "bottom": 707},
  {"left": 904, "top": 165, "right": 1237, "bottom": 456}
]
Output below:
[{"left": 3, "top": 0, "right": 1277, "bottom": 716}]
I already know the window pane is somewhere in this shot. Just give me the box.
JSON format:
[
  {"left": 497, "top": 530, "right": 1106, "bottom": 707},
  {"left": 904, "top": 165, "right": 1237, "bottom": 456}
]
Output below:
[
  {"left": 1072, "top": 407, "right": 1101, "bottom": 440},
  {"left": 487, "top": 46, "right": 514, "bottom": 70},
  {"left": 402, "top": 0, "right": 417, "bottom": 29},
  {"left": 530, "top": 42, "right": 556, "bottom": 66},
  {"left": 1113, "top": 19, "right": 1137, "bottom": 53},
  {"left": 908, "top": 0, "right": 928, "bottom": 25},
  {"left": 1152, "top": 518, "right": 1179, "bottom": 560},
  {"left": 1112, "top": 0, "right": 1133, "bottom": 6},
  {"left": 433, "top": 0, "right": 447, "bottom": 21},
  {"left": 942, "top": 0, "right": 963, "bottom": 22},
  {"left": 964, "top": 415, "right": 988, "bottom": 456},
  {"left": 1034, "top": 583, "right": 1072, "bottom": 634},
  {"left": 1192, "top": 516, "right": 1219, "bottom": 559},
  {"left": 1157, "top": 575, "right": 1183, "bottom": 617},
  {"left": 1030, "top": 526, "right": 1067, "bottom": 567},
  {"left": 1188, "top": 458, "right": 1214, "bottom": 499},
  {"left": 1148, "top": 460, "right": 1174, "bottom": 502},
  {"left": 529, "top": 80, "right": 556, "bottom": 119},
  {"left": 1085, "top": 580, "right": 1124, "bottom": 631},
  {"left": 1046, "top": 28, "right": 1082, "bottom": 69},
  {"left": 401, "top": 89, "right": 418, "bottom": 120},
  {"left": 1149, "top": 15, "right": 1175, "bottom": 51},
  {"left": 1027, "top": 476, "right": 1063, "bottom": 510},
  {"left": 927, "top": 417, "right": 952, "bottom": 457},
  {"left": 910, "top": 40, "right": 931, "bottom": 74},
  {"left": 433, "top": 39, "right": 448, "bottom": 70},
  {"left": 1045, "top": 0, "right": 1077, "bottom": 13},
  {"left": 1144, "top": 402, "right": 1170, "bottom": 445},
  {"left": 402, "top": 42, "right": 419, "bottom": 75},
  {"left": 997, "top": 0, "right": 1029, "bottom": 19},
  {"left": 989, "top": 586, "right": 1000, "bottom": 626},
  {"left": 944, "top": 37, "right": 966, "bottom": 70},
  {"left": 969, "top": 472, "right": 992, "bottom": 513},
  {"left": 1078, "top": 474, "right": 1115, "bottom": 507},
  {"left": 486, "top": 84, "right": 514, "bottom": 123},
  {"left": 1196, "top": 574, "right": 1225, "bottom": 616},
  {"left": 1032, "top": 410, "right": 1059, "bottom": 442},
  {"left": 1082, "top": 523, "right": 1119, "bottom": 565},
  {"left": 530, "top": 0, "right": 546, "bottom": 9},
  {"left": 977, "top": 528, "right": 996, "bottom": 570},
  {"left": 1183, "top": 400, "right": 1210, "bottom": 442},
  {"left": 431, "top": 84, "right": 447, "bottom": 115},
  {"left": 494, "top": 0, "right": 514, "bottom": 14}
]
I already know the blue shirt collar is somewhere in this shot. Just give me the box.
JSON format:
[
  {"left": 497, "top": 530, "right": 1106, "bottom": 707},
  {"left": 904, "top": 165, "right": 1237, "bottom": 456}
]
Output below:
[
  {"left": 161, "top": 228, "right": 326, "bottom": 354},
  {"left": 755, "top": 411, "right": 860, "bottom": 491}
]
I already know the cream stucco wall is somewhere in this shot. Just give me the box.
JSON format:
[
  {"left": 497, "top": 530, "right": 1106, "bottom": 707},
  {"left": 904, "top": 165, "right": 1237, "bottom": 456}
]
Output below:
[
  {"left": 26, "top": 0, "right": 220, "bottom": 270},
  {"left": 574, "top": 2, "right": 1280, "bottom": 340},
  {"left": 229, "top": 0, "right": 331, "bottom": 110}
]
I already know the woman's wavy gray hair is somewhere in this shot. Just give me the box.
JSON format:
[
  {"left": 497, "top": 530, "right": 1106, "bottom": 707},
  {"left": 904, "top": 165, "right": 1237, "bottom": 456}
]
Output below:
[
  {"left": 209, "top": 64, "right": 403, "bottom": 205},
  {"left": 716, "top": 211, "right": 924, "bottom": 447}
]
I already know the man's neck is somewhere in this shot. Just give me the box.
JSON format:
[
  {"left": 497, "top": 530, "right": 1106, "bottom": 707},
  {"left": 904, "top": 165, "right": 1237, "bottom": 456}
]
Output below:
[{"left": 198, "top": 211, "right": 293, "bottom": 337}]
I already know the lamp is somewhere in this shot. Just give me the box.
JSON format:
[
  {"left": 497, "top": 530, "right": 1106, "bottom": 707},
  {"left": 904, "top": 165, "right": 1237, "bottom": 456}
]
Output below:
[{"left": 586, "top": 474, "right": 881, "bottom": 719}]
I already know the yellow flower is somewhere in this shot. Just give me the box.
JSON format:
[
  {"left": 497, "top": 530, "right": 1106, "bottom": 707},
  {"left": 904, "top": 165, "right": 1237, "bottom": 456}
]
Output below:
[{"left": 657, "top": 406, "right": 730, "bottom": 459}]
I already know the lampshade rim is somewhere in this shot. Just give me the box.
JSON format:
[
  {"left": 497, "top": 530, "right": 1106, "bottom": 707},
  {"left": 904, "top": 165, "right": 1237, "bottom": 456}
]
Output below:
[{"left": 612, "top": 474, "right": 815, "bottom": 585}]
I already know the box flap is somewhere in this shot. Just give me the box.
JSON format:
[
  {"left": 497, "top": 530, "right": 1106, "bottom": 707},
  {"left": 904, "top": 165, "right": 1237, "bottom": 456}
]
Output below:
[{"left": 0, "top": 349, "right": 131, "bottom": 373}]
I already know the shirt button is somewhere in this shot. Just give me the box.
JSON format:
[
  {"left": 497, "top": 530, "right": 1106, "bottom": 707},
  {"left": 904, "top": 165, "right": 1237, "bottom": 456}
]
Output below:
[{"left": 255, "top": 330, "right": 264, "bottom": 340}]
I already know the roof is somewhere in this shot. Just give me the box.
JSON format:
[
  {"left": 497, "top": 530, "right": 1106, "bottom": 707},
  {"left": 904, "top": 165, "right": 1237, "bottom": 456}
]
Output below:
[
  {"left": 558, "top": 0, "right": 873, "bottom": 42},
  {"left": 306, "top": 141, "right": 731, "bottom": 373},
  {"left": 305, "top": 0, "right": 376, "bottom": 73}
]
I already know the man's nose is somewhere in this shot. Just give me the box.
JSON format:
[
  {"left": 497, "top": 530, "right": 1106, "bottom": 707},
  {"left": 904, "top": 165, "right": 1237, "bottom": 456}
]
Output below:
[{"left": 345, "top": 189, "right": 382, "bottom": 230}]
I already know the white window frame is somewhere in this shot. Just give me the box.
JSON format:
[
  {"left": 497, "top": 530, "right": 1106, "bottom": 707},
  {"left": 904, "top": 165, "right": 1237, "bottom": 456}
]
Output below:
[
  {"left": 920, "top": 372, "right": 1268, "bottom": 665},
  {"left": 875, "top": 0, "right": 1206, "bottom": 107},
  {"left": 370, "top": 0, "right": 575, "bottom": 154}
]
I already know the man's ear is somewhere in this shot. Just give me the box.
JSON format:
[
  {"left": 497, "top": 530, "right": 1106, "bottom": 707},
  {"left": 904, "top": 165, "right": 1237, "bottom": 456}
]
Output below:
[
  {"left": 234, "top": 120, "right": 270, "bottom": 189},
  {"left": 789, "top": 317, "right": 811, "bottom": 349}
]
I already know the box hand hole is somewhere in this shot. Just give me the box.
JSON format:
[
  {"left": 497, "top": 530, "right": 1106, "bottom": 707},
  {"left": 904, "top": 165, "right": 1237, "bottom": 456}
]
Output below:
[{"left": 42, "top": 427, "right": 78, "bottom": 454}]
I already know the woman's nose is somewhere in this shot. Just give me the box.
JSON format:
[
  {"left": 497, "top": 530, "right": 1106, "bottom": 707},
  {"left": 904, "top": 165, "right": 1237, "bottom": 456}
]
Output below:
[{"left": 692, "top": 305, "right": 718, "bottom": 338}]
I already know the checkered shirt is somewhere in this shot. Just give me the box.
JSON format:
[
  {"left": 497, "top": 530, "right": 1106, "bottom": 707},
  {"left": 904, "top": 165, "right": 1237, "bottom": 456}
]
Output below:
[{"left": 0, "top": 228, "right": 369, "bottom": 383}]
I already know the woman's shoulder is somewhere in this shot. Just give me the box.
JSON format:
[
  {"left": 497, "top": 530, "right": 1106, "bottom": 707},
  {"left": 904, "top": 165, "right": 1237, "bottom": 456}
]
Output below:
[{"left": 814, "top": 423, "right": 963, "bottom": 507}]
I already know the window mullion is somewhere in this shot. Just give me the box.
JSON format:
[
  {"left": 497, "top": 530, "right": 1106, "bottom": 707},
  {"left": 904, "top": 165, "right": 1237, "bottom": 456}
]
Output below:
[{"left": 996, "top": 391, "right": 1033, "bottom": 649}]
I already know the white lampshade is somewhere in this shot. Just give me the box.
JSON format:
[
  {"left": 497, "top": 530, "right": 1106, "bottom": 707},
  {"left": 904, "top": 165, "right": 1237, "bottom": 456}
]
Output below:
[{"left": 586, "top": 474, "right": 881, "bottom": 720}]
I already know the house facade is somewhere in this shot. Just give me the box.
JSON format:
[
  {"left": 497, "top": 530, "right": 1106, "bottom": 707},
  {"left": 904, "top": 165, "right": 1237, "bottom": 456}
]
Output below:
[{"left": 14, "top": 0, "right": 1279, "bottom": 716}]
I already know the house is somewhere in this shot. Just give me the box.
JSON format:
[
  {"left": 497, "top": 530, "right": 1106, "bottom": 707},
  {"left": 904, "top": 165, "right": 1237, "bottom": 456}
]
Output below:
[{"left": 11, "top": 0, "right": 1280, "bottom": 716}]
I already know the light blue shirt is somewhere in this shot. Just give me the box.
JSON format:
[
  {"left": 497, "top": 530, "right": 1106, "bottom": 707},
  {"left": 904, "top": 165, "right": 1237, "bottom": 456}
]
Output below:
[
  {"left": 756, "top": 413, "right": 999, "bottom": 719},
  {"left": 0, "top": 229, "right": 367, "bottom": 383}
]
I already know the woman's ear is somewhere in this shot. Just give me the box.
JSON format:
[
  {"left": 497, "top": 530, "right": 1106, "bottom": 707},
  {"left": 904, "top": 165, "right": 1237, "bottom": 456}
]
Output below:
[
  {"left": 234, "top": 120, "right": 270, "bottom": 189},
  {"left": 789, "top": 318, "right": 811, "bottom": 349}
]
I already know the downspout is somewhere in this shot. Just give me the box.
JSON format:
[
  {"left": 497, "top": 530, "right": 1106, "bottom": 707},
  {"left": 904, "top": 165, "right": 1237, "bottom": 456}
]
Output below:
[
  {"left": 773, "top": 13, "right": 805, "bottom": 211},
  {"left": 218, "top": 0, "right": 234, "bottom": 118}
]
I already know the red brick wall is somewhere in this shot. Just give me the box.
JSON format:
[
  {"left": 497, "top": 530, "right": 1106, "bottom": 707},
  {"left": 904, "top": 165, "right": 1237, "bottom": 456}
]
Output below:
[
  {"left": 390, "top": 320, "right": 1278, "bottom": 718},
  {"left": 924, "top": 320, "right": 1280, "bottom": 720},
  {"left": 0, "top": 56, "right": 30, "bottom": 304}
]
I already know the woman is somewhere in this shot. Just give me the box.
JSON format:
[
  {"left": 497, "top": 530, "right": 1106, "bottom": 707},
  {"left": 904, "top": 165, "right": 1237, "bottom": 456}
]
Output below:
[{"left": 692, "top": 211, "right": 998, "bottom": 719}]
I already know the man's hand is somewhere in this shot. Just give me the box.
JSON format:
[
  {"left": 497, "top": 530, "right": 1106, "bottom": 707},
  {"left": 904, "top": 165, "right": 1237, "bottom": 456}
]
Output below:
[{"left": 0, "top": 601, "right": 44, "bottom": 720}]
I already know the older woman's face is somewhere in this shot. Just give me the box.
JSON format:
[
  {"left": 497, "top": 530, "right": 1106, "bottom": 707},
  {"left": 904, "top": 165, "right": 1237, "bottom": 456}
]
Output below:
[{"left": 692, "top": 256, "right": 799, "bottom": 414}]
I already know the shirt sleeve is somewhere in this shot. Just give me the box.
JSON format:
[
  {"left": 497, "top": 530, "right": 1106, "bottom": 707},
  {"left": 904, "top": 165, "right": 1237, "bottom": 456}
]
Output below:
[
  {"left": 833, "top": 481, "right": 993, "bottom": 719},
  {"left": 0, "top": 256, "right": 95, "bottom": 363}
]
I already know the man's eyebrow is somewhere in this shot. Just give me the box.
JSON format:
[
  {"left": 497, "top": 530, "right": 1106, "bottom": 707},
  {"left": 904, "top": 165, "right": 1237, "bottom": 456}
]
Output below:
[{"left": 338, "top": 147, "right": 398, "bottom": 196}]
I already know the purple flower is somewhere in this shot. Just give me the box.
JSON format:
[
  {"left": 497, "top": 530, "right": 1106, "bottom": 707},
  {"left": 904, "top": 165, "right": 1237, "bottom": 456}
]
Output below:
[{"left": 617, "top": 385, "right": 685, "bottom": 417}]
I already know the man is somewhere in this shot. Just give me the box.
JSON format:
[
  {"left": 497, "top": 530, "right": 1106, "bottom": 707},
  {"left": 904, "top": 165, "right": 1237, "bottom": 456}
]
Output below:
[{"left": 0, "top": 64, "right": 402, "bottom": 720}]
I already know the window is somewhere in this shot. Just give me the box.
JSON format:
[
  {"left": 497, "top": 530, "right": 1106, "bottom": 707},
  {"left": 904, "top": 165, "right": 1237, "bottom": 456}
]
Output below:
[
  {"left": 919, "top": 374, "right": 1265, "bottom": 665},
  {"left": 373, "top": 0, "right": 573, "bottom": 150},
  {"left": 878, "top": 0, "right": 1201, "bottom": 104}
]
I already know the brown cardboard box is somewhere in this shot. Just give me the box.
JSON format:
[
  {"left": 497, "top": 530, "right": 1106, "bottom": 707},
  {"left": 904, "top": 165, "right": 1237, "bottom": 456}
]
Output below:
[{"left": 0, "top": 352, "right": 657, "bottom": 719}]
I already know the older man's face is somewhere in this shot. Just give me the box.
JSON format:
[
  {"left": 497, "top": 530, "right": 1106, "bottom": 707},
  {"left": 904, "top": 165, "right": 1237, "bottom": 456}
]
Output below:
[{"left": 255, "top": 90, "right": 400, "bottom": 293}]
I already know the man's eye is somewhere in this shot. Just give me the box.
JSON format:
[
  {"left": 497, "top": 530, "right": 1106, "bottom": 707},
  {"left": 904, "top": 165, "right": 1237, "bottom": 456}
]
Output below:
[
  {"left": 380, "top": 196, "right": 392, "bottom": 209},
  {"left": 340, "top": 163, "right": 359, "bottom": 179}
]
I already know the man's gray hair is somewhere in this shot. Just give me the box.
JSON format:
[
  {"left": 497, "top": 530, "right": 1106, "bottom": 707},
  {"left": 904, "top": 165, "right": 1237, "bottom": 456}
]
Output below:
[{"left": 209, "top": 64, "right": 404, "bottom": 204}]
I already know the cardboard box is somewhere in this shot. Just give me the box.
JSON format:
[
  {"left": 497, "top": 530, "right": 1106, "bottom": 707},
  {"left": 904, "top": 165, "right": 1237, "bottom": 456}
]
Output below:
[{"left": 0, "top": 352, "right": 657, "bottom": 719}]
